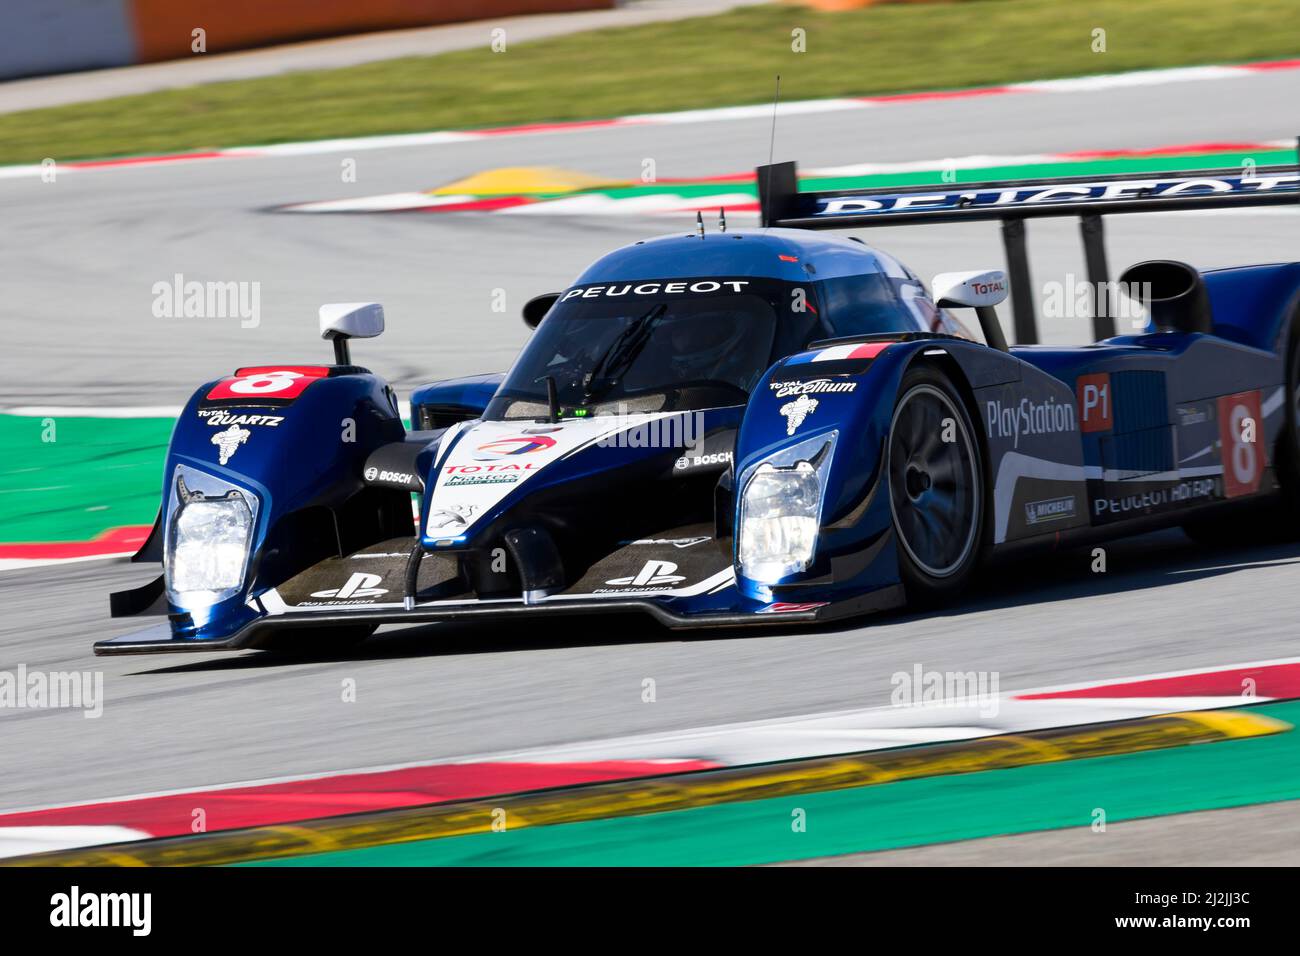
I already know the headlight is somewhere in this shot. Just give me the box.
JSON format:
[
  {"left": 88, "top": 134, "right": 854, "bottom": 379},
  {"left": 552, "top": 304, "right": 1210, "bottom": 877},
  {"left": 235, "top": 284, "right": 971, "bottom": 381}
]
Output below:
[
  {"left": 165, "top": 472, "right": 255, "bottom": 609},
  {"left": 739, "top": 461, "right": 822, "bottom": 583}
]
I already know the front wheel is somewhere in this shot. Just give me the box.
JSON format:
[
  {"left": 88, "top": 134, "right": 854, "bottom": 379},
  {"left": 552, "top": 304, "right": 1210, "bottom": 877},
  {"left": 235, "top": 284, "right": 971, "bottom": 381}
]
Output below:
[{"left": 887, "top": 366, "right": 986, "bottom": 604}]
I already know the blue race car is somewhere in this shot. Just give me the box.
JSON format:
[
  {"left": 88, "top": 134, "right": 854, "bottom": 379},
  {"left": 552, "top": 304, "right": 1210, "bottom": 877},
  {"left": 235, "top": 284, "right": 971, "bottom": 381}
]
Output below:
[{"left": 98, "top": 156, "right": 1300, "bottom": 654}]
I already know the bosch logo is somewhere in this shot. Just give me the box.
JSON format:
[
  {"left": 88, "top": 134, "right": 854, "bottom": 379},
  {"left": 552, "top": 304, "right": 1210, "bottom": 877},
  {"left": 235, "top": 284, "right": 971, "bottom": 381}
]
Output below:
[{"left": 365, "top": 467, "right": 415, "bottom": 484}]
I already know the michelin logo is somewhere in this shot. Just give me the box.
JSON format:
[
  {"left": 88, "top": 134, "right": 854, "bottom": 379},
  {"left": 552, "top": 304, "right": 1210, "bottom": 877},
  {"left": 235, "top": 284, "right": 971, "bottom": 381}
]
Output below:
[
  {"left": 1025, "top": 495, "right": 1076, "bottom": 525},
  {"left": 986, "top": 397, "right": 1076, "bottom": 449}
]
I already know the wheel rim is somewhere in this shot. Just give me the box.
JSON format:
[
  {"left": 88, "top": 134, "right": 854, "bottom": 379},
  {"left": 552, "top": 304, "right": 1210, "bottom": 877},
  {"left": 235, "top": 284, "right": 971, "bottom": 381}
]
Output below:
[{"left": 887, "top": 383, "right": 980, "bottom": 578}]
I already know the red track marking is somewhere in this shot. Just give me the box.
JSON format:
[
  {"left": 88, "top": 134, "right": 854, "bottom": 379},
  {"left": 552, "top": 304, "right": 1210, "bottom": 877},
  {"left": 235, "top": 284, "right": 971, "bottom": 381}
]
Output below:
[
  {"left": 0, "top": 760, "right": 719, "bottom": 839},
  {"left": 408, "top": 196, "right": 536, "bottom": 213},
  {"left": 1241, "top": 58, "right": 1300, "bottom": 71},
  {"left": 657, "top": 171, "right": 757, "bottom": 184},
  {"left": 476, "top": 118, "right": 627, "bottom": 136},
  {"left": 1017, "top": 662, "right": 1300, "bottom": 701},
  {"left": 0, "top": 525, "right": 151, "bottom": 562},
  {"left": 1060, "top": 142, "right": 1275, "bottom": 159},
  {"left": 66, "top": 152, "right": 226, "bottom": 169},
  {"left": 860, "top": 86, "right": 1015, "bottom": 104}
]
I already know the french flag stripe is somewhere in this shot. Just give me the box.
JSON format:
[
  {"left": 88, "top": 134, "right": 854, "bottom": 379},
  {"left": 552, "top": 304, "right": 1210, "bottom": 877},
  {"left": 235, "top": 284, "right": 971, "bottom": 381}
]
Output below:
[{"left": 813, "top": 342, "right": 890, "bottom": 362}]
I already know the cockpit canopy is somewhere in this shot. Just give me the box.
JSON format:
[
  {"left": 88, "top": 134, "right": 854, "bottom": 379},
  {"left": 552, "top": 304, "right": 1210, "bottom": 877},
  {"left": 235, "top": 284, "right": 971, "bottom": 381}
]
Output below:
[{"left": 487, "top": 237, "right": 968, "bottom": 422}]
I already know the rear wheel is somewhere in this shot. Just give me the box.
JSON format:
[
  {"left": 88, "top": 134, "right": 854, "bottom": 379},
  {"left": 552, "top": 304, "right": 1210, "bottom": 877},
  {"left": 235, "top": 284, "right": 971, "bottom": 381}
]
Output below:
[
  {"left": 1275, "top": 314, "right": 1300, "bottom": 519},
  {"left": 887, "top": 366, "right": 986, "bottom": 604}
]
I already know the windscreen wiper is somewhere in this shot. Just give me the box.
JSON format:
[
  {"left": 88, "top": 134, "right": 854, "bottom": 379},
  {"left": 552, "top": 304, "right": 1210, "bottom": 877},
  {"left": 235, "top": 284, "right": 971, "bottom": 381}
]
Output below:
[{"left": 583, "top": 303, "right": 666, "bottom": 401}]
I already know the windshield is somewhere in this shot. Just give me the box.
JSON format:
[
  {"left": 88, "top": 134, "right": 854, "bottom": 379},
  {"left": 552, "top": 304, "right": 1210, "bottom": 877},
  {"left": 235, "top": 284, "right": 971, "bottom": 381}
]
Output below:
[{"left": 486, "top": 278, "right": 784, "bottom": 420}]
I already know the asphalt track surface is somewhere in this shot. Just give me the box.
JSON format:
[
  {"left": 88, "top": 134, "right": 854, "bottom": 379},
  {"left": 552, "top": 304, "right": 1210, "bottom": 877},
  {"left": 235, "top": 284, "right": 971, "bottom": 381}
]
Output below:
[{"left": 3, "top": 70, "right": 1300, "bottom": 843}]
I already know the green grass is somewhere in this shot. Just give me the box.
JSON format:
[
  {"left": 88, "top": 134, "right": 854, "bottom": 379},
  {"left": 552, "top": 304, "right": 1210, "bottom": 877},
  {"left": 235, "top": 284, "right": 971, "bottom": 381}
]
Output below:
[
  {"left": 2, "top": 0, "right": 1298, "bottom": 165},
  {"left": 0, "top": 415, "right": 169, "bottom": 542},
  {"left": 247, "top": 701, "right": 1300, "bottom": 866}
]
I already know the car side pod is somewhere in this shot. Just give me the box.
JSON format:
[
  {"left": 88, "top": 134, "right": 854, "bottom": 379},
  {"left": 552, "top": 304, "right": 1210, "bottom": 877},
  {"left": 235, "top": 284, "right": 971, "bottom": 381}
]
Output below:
[{"left": 932, "top": 270, "right": 1010, "bottom": 351}]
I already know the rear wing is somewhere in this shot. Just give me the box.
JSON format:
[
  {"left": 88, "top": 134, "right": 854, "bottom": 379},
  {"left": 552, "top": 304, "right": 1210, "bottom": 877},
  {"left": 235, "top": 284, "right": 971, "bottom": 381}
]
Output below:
[{"left": 756, "top": 150, "right": 1300, "bottom": 343}]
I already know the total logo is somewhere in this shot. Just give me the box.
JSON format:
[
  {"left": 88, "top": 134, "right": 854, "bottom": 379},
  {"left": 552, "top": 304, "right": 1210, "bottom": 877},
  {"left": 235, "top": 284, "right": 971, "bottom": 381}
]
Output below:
[
  {"left": 309, "top": 572, "right": 388, "bottom": 602},
  {"left": 604, "top": 560, "right": 685, "bottom": 589},
  {"left": 474, "top": 434, "right": 558, "bottom": 459}
]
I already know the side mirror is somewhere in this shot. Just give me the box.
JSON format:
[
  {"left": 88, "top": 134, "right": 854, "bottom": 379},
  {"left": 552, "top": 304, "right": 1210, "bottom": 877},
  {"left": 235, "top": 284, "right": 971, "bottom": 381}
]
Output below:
[
  {"left": 931, "top": 270, "right": 1009, "bottom": 352},
  {"left": 320, "top": 302, "right": 384, "bottom": 364},
  {"left": 523, "top": 293, "right": 559, "bottom": 330},
  {"left": 932, "top": 270, "right": 1008, "bottom": 309}
]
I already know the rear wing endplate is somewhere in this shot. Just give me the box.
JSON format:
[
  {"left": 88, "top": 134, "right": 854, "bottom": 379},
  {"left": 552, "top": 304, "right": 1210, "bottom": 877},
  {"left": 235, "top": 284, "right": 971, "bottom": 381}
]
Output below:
[{"left": 756, "top": 147, "right": 1300, "bottom": 343}]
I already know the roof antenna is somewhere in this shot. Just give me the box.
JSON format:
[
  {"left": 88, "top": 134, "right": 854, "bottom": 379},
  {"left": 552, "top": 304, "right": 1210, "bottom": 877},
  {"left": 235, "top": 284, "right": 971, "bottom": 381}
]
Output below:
[
  {"left": 696, "top": 209, "right": 705, "bottom": 239},
  {"left": 718, "top": 206, "right": 727, "bottom": 233},
  {"left": 762, "top": 74, "right": 781, "bottom": 230},
  {"left": 768, "top": 75, "right": 781, "bottom": 167}
]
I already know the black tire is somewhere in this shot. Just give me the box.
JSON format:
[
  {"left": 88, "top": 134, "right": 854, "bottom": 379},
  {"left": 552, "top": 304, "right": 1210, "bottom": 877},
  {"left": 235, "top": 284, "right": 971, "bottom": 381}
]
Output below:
[
  {"left": 887, "top": 365, "right": 987, "bottom": 604},
  {"left": 261, "top": 624, "right": 376, "bottom": 658},
  {"left": 1275, "top": 313, "right": 1300, "bottom": 517}
]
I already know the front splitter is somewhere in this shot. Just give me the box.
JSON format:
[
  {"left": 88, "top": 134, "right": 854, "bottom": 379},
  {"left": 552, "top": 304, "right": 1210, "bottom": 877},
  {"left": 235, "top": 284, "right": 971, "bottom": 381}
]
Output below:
[{"left": 92, "top": 585, "right": 904, "bottom": 655}]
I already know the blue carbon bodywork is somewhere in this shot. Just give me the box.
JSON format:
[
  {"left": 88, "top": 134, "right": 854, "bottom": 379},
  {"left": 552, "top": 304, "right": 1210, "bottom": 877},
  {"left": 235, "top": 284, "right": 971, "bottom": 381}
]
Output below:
[
  {"left": 158, "top": 369, "right": 404, "bottom": 642},
  {"left": 97, "top": 225, "right": 1300, "bottom": 655},
  {"left": 409, "top": 373, "right": 503, "bottom": 426}
]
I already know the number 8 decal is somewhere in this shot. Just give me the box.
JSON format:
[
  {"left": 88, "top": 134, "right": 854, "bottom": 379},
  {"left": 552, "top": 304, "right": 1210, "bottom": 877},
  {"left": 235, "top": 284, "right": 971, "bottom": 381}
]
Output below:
[
  {"left": 1218, "top": 390, "right": 1264, "bottom": 499},
  {"left": 229, "top": 370, "right": 304, "bottom": 395},
  {"left": 205, "top": 365, "right": 330, "bottom": 402}
]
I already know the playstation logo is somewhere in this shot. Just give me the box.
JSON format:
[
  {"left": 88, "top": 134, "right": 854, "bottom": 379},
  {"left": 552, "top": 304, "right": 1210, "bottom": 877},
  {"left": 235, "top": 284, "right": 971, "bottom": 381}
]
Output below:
[
  {"left": 310, "top": 572, "right": 388, "bottom": 600},
  {"left": 605, "top": 560, "right": 686, "bottom": 588}
]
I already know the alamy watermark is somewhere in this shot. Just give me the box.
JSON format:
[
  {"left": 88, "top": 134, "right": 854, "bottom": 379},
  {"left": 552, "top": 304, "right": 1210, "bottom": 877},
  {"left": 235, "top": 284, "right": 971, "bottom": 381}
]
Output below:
[
  {"left": 891, "top": 664, "right": 1000, "bottom": 717},
  {"left": 152, "top": 273, "right": 260, "bottom": 328},
  {"left": 1042, "top": 274, "right": 1151, "bottom": 328},
  {"left": 0, "top": 665, "right": 103, "bottom": 718},
  {"left": 596, "top": 404, "right": 705, "bottom": 456}
]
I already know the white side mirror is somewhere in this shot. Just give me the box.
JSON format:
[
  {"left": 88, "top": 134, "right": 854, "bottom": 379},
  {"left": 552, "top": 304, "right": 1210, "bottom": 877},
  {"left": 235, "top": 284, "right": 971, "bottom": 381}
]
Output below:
[
  {"left": 319, "top": 302, "right": 384, "bottom": 365},
  {"left": 932, "top": 270, "right": 1008, "bottom": 309},
  {"left": 319, "top": 302, "right": 385, "bottom": 341}
]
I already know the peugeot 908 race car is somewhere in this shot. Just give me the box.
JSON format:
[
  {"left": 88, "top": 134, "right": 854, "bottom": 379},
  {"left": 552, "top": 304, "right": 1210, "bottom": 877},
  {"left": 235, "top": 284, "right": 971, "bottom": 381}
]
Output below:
[{"left": 98, "top": 156, "right": 1300, "bottom": 654}]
